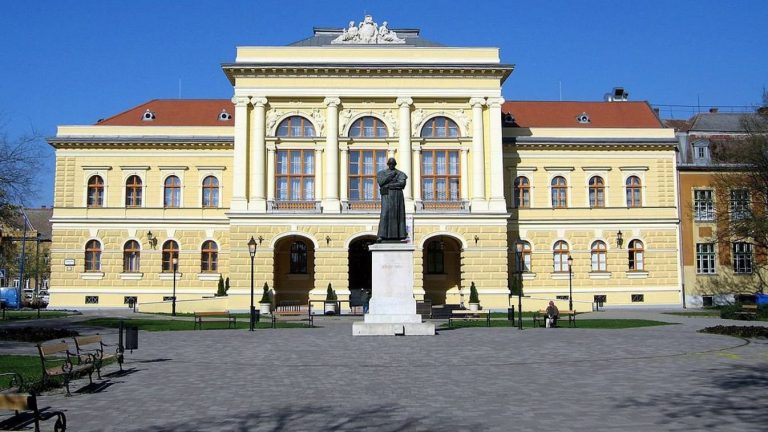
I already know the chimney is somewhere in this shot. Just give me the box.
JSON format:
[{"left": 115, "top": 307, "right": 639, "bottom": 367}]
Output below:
[{"left": 709, "top": 107, "right": 719, "bottom": 113}]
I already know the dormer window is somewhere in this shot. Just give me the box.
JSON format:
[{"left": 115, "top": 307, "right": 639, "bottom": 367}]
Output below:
[
  {"left": 576, "top": 112, "right": 591, "bottom": 124},
  {"left": 218, "top": 109, "right": 232, "bottom": 121},
  {"left": 142, "top": 109, "right": 156, "bottom": 121},
  {"left": 692, "top": 139, "right": 710, "bottom": 164}
]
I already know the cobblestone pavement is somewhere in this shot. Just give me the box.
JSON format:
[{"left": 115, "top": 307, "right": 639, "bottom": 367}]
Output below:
[{"left": 2, "top": 310, "right": 767, "bottom": 431}]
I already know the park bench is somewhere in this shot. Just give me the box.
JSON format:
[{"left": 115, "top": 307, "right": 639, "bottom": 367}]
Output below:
[
  {"left": 73, "top": 334, "right": 123, "bottom": 379},
  {"left": 734, "top": 304, "right": 758, "bottom": 320},
  {"left": 448, "top": 309, "right": 491, "bottom": 328},
  {"left": 532, "top": 309, "right": 577, "bottom": 328},
  {"left": 275, "top": 300, "right": 303, "bottom": 311},
  {"left": 0, "top": 372, "right": 67, "bottom": 432},
  {"left": 271, "top": 309, "right": 314, "bottom": 328},
  {"left": 36, "top": 341, "right": 94, "bottom": 397},
  {"left": 193, "top": 311, "right": 237, "bottom": 330}
]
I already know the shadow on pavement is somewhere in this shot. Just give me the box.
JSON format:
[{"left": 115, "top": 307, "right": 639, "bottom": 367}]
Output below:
[
  {"left": 127, "top": 403, "right": 477, "bottom": 432},
  {"left": 615, "top": 363, "right": 768, "bottom": 430}
]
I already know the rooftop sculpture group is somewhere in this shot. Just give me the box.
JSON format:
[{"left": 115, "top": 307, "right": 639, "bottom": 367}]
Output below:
[{"left": 332, "top": 15, "right": 406, "bottom": 45}]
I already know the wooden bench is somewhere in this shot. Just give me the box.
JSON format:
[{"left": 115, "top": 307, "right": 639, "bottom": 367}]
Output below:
[
  {"left": 448, "top": 310, "right": 491, "bottom": 327},
  {"left": 271, "top": 310, "right": 313, "bottom": 328},
  {"left": 532, "top": 309, "right": 577, "bottom": 327},
  {"left": 0, "top": 373, "right": 67, "bottom": 432},
  {"left": 193, "top": 311, "right": 237, "bottom": 330},
  {"left": 37, "top": 342, "right": 94, "bottom": 397},
  {"left": 734, "top": 304, "right": 758, "bottom": 320},
  {"left": 74, "top": 335, "right": 123, "bottom": 379}
]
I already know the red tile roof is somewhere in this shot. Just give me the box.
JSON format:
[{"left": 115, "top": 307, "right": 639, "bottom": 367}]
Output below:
[
  {"left": 502, "top": 101, "right": 664, "bottom": 128},
  {"left": 96, "top": 99, "right": 234, "bottom": 126}
]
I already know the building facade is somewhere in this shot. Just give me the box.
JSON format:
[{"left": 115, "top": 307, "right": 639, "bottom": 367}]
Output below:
[{"left": 48, "top": 17, "right": 681, "bottom": 311}]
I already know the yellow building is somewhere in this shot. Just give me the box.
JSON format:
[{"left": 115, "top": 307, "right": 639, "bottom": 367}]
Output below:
[{"left": 47, "top": 17, "right": 681, "bottom": 312}]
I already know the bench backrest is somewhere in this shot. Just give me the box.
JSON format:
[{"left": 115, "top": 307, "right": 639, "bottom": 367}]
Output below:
[
  {"left": 38, "top": 342, "right": 68, "bottom": 356},
  {"left": 75, "top": 335, "right": 103, "bottom": 347},
  {"left": 0, "top": 393, "right": 34, "bottom": 411},
  {"left": 195, "top": 311, "right": 229, "bottom": 317}
]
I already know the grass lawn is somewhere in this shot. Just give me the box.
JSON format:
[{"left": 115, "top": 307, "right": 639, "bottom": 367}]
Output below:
[
  {"left": 81, "top": 318, "right": 309, "bottom": 331},
  {"left": 0, "top": 310, "right": 76, "bottom": 321},
  {"left": 0, "top": 355, "right": 42, "bottom": 390},
  {"left": 442, "top": 318, "right": 674, "bottom": 330}
]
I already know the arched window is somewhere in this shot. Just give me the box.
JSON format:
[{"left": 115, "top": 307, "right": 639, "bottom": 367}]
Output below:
[
  {"left": 514, "top": 176, "right": 530, "bottom": 208},
  {"left": 123, "top": 240, "right": 141, "bottom": 273},
  {"left": 626, "top": 176, "right": 642, "bottom": 207},
  {"left": 201, "top": 241, "right": 218, "bottom": 273},
  {"left": 164, "top": 176, "right": 181, "bottom": 208},
  {"left": 349, "top": 116, "right": 387, "bottom": 138},
  {"left": 420, "top": 116, "right": 459, "bottom": 138},
  {"left": 551, "top": 176, "right": 567, "bottom": 208},
  {"left": 553, "top": 240, "right": 569, "bottom": 272},
  {"left": 125, "top": 175, "right": 142, "bottom": 207},
  {"left": 202, "top": 176, "right": 219, "bottom": 208},
  {"left": 591, "top": 240, "right": 607, "bottom": 272},
  {"left": 162, "top": 240, "right": 179, "bottom": 273},
  {"left": 426, "top": 240, "right": 445, "bottom": 274},
  {"left": 628, "top": 240, "right": 644, "bottom": 271},
  {"left": 85, "top": 240, "right": 101, "bottom": 272},
  {"left": 515, "top": 241, "right": 532, "bottom": 272},
  {"left": 87, "top": 175, "right": 104, "bottom": 208},
  {"left": 589, "top": 176, "right": 605, "bottom": 208},
  {"left": 290, "top": 241, "right": 308, "bottom": 274},
  {"left": 277, "top": 116, "right": 316, "bottom": 137}
]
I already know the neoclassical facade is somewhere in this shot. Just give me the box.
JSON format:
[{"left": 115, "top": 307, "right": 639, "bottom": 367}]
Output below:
[{"left": 48, "top": 18, "right": 681, "bottom": 311}]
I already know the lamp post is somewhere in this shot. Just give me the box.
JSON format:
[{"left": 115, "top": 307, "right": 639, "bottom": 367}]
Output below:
[
  {"left": 248, "top": 236, "right": 257, "bottom": 331},
  {"left": 171, "top": 256, "right": 178, "bottom": 316},
  {"left": 515, "top": 241, "right": 524, "bottom": 330},
  {"left": 567, "top": 254, "right": 574, "bottom": 311}
]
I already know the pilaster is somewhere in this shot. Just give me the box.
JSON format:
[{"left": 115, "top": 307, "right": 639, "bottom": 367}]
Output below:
[
  {"left": 249, "top": 97, "right": 268, "bottom": 212},
  {"left": 488, "top": 97, "right": 506, "bottom": 212},
  {"left": 469, "top": 97, "right": 488, "bottom": 212},
  {"left": 323, "top": 97, "right": 341, "bottom": 213},
  {"left": 231, "top": 96, "right": 250, "bottom": 210},
  {"left": 397, "top": 97, "right": 414, "bottom": 211}
]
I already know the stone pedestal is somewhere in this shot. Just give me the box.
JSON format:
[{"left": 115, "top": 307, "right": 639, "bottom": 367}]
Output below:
[{"left": 353, "top": 243, "right": 435, "bottom": 336}]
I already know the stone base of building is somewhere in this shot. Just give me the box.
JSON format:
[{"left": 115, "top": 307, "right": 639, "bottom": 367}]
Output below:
[{"left": 352, "top": 321, "right": 435, "bottom": 336}]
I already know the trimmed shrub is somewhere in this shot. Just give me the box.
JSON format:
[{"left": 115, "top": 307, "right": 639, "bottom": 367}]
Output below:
[
  {"left": 0, "top": 327, "right": 79, "bottom": 343},
  {"left": 326, "top": 283, "right": 337, "bottom": 302},
  {"left": 699, "top": 325, "right": 768, "bottom": 338},
  {"left": 469, "top": 282, "right": 479, "bottom": 304},
  {"left": 259, "top": 282, "right": 270, "bottom": 304}
]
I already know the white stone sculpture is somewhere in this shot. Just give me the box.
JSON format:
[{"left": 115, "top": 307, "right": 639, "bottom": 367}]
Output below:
[
  {"left": 310, "top": 108, "right": 325, "bottom": 135},
  {"left": 332, "top": 15, "right": 405, "bottom": 44}
]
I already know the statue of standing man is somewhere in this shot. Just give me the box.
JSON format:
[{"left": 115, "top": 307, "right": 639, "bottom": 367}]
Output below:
[{"left": 377, "top": 158, "right": 408, "bottom": 241}]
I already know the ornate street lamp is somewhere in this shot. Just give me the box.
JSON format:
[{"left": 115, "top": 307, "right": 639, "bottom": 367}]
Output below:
[
  {"left": 248, "top": 236, "right": 258, "bottom": 331},
  {"left": 568, "top": 254, "right": 573, "bottom": 311},
  {"left": 171, "top": 256, "right": 178, "bottom": 316}
]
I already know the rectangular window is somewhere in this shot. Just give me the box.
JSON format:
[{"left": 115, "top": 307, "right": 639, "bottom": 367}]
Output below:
[
  {"left": 694, "top": 190, "right": 714, "bottom": 221},
  {"left": 594, "top": 295, "right": 607, "bottom": 304},
  {"left": 163, "top": 296, "right": 175, "bottom": 301},
  {"left": 276, "top": 150, "right": 314, "bottom": 201},
  {"left": 422, "top": 150, "right": 460, "bottom": 202},
  {"left": 696, "top": 243, "right": 716, "bottom": 274},
  {"left": 85, "top": 296, "right": 99, "bottom": 304},
  {"left": 730, "top": 189, "right": 750, "bottom": 220},
  {"left": 124, "top": 296, "right": 138, "bottom": 305},
  {"left": 733, "top": 242, "right": 753, "bottom": 274},
  {"left": 556, "top": 295, "right": 569, "bottom": 301},
  {"left": 631, "top": 294, "right": 645, "bottom": 302},
  {"left": 349, "top": 150, "right": 387, "bottom": 202}
]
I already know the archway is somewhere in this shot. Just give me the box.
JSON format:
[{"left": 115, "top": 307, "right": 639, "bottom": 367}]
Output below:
[
  {"left": 348, "top": 236, "right": 377, "bottom": 308},
  {"left": 273, "top": 235, "right": 315, "bottom": 305},
  {"left": 422, "top": 235, "right": 462, "bottom": 306}
]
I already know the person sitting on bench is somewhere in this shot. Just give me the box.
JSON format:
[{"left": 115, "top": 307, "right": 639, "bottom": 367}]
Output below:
[{"left": 545, "top": 300, "right": 559, "bottom": 328}]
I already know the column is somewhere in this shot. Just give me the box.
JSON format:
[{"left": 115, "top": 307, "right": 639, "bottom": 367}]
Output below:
[
  {"left": 249, "top": 97, "right": 268, "bottom": 212},
  {"left": 460, "top": 148, "right": 469, "bottom": 201},
  {"left": 487, "top": 97, "right": 506, "bottom": 212},
  {"left": 323, "top": 97, "right": 341, "bottom": 213},
  {"left": 339, "top": 144, "right": 349, "bottom": 205},
  {"left": 469, "top": 97, "right": 487, "bottom": 212},
  {"left": 314, "top": 148, "right": 323, "bottom": 202},
  {"left": 231, "top": 96, "right": 250, "bottom": 210},
  {"left": 396, "top": 97, "right": 414, "bottom": 210},
  {"left": 412, "top": 145, "right": 422, "bottom": 205},
  {"left": 266, "top": 144, "right": 276, "bottom": 204}
]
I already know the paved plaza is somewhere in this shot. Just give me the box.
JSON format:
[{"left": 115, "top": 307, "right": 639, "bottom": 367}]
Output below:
[{"left": 2, "top": 310, "right": 768, "bottom": 431}]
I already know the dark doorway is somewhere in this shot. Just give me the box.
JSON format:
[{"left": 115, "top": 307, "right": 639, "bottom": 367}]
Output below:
[{"left": 348, "top": 236, "right": 376, "bottom": 306}]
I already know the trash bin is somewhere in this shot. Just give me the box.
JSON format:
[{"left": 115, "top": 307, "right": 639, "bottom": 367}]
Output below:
[
  {"left": 125, "top": 326, "right": 138, "bottom": 351},
  {"left": 507, "top": 307, "right": 515, "bottom": 322}
]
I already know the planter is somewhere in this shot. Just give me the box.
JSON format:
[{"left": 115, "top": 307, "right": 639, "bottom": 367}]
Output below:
[
  {"left": 468, "top": 303, "right": 479, "bottom": 312},
  {"left": 259, "top": 303, "right": 271, "bottom": 315},
  {"left": 324, "top": 301, "right": 337, "bottom": 315}
]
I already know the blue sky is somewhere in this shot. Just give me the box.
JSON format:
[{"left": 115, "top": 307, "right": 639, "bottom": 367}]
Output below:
[{"left": 1, "top": 0, "right": 766, "bottom": 207}]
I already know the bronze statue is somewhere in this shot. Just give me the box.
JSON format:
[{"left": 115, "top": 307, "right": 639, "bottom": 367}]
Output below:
[{"left": 376, "top": 158, "right": 408, "bottom": 241}]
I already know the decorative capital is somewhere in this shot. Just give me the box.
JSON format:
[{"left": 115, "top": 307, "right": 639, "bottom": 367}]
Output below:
[
  {"left": 469, "top": 97, "right": 487, "bottom": 108},
  {"left": 396, "top": 97, "right": 414, "bottom": 107},
  {"left": 324, "top": 97, "right": 341, "bottom": 108},
  {"left": 487, "top": 97, "right": 505, "bottom": 108},
  {"left": 250, "top": 97, "right": 268, "bottom": 107},
  {"left": 231, "top": 96, "right": 250, "bottom": 107}
]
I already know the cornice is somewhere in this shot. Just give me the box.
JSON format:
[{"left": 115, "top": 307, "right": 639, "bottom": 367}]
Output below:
[{"left": 48, "top": 136, "right": 234, "bottom": 149}]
